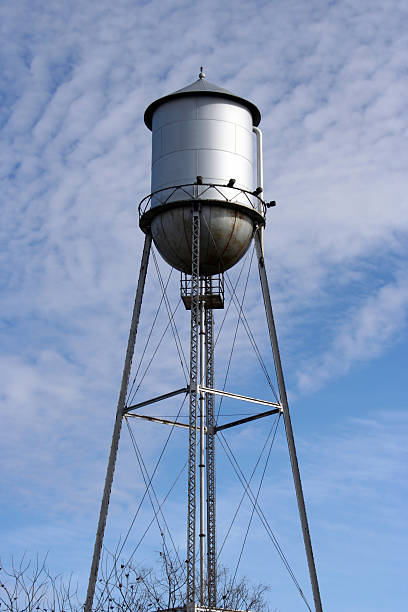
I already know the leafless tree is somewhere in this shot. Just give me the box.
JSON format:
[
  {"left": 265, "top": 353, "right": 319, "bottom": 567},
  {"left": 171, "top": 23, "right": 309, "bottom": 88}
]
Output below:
[
  {"left": 0, "top": 554, "right": 80, "bottom": 612},
  {"left": 94, "top": 547, "right": 272, "bottom": 612},
  {"left": 1, "top": 551, "right": 274, "bottom": 612}
]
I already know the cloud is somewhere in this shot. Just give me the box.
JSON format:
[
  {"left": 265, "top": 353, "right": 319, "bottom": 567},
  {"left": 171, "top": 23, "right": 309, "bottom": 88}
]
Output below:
[
  {"left": 1, "top": 1, "right": 407, "bottom": 610},
  {"left": 297, "top": 271, "right": 408, "bottom": 391}
]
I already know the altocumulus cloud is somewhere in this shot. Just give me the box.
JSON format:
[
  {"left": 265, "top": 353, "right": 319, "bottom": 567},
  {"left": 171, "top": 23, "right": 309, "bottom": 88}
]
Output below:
[{"left": 1, "top": 1, "right": 407, "bottom": 611}]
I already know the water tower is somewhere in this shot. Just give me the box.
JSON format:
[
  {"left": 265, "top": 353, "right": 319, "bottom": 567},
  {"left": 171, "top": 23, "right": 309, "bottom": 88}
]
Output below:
[{"left": 84, "top": 70, "right": 323, "bottom": 612}]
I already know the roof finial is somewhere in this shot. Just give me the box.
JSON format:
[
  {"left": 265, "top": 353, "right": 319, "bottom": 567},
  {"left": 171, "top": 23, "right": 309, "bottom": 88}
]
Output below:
[{"left": 199, "top": 66, "right": 205, "bottom": 79}]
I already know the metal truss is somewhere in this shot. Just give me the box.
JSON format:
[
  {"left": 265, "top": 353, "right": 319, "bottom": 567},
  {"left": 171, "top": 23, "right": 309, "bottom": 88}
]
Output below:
[
  {"left": 205, "top": 288, "right": 217, "bottom": 608},
  {"left": 187, "top": 205, "right": 200, "bottom": 605},
  {"left": 85, "top": 193, "right": 323, "bottom": 612}
]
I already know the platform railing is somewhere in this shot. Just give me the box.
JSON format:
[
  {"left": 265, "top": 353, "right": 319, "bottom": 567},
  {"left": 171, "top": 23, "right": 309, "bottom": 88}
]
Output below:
[{"left": 138, "top": 181, "right": 274, "bottom": 220}]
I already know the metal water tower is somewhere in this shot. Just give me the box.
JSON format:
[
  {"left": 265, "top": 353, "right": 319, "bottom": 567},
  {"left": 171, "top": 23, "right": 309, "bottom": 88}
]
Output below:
[{"left": 84, "top": 69, "right": 323, "bottom": 612}]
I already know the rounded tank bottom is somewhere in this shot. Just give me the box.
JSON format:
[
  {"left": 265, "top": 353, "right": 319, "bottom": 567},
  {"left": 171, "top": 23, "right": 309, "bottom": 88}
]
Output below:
[{"left": 149, "top": 203, "right": 257, "bottom": 275}]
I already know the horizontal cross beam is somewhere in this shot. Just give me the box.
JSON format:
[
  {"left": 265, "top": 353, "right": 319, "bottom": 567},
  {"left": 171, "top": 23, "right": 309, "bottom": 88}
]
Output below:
[
  {"left": 125, "top": 413, "right": 204, "bottom": 431},
  {"left": 124, "top": 387, "right": 189, "bottom": 414},
  {"left": 215, "top": 407, "right": 281, "bottom": 432},
  {"left": 199, "top": 386, "right": 281, "bottom": 409}
]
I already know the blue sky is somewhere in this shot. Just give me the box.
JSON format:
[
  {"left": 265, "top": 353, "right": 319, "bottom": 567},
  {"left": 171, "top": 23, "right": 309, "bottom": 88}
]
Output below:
[{"left": 1, "top": 1, "right": 407, "bottom": 611}]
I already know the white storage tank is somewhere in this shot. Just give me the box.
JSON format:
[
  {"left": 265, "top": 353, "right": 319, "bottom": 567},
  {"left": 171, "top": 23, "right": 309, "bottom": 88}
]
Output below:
[{"left": 140, "top": 70, "right": 264, "bottom": 275}]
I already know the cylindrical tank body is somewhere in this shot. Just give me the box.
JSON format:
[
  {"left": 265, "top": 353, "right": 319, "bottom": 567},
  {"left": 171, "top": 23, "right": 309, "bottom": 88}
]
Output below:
[
  {"left": 151, "top": 96, "right": 254, "bottom": 205},
  {"left": 142, "top": 76, "right": 263, "bottom": 275}
]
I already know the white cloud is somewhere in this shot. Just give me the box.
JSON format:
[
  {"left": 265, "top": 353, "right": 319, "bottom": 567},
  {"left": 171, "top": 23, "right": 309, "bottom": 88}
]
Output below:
[
  {"left": 297, "top": 272, "right": 408, "bottom": 391},
  {"left": 1, "top": 1, "right": 407, "bottom": 609}
]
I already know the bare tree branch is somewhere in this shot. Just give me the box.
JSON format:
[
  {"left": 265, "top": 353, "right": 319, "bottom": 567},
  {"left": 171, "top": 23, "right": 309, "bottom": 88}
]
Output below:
[{"left": 1, "top": 550, "right": 274, "bottom": 612}]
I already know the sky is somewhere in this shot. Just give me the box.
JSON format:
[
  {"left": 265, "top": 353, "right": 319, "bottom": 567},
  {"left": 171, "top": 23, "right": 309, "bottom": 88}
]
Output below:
[{"left": 1, "top": 0, "right": 407, "bottom": 611}]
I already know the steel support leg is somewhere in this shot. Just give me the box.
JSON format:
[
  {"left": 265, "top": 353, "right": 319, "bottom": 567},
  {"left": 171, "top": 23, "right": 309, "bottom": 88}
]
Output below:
[
  {"left": 187, "top": 207, "right": 200, "bottom": 605},
  {"left": 205, "top": 290, "right": 217, "bottom": 608},
  {"left": 84, "top": 233, "right": 152, "bottom": 612},
  {"left": 254, "top": 227, "right": 323, "bottom": 612}
]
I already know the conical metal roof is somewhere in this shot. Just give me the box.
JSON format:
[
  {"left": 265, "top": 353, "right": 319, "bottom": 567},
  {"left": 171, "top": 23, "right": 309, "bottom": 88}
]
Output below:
[{"left": 144, "top": 74, "right": 261, "bottom": 129}]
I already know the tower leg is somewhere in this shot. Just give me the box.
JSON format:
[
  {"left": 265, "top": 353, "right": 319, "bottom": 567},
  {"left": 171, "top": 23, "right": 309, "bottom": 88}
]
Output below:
[
  {"left": 254, "top": 228, "right": 323, "bottom": 612},
  {"left": 187, "top": 207, "right": 200, "bottom": 606},
  {"left": 84, "top": 233, "right": 152, "bottom": 612}
]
